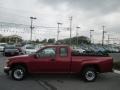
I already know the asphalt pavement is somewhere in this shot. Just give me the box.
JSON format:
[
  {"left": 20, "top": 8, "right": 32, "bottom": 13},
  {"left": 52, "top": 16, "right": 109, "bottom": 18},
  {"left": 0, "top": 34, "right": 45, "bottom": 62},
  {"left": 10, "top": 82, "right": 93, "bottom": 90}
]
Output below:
[{"left": 0, "top": 52, "right": 120, "bottom": 90}]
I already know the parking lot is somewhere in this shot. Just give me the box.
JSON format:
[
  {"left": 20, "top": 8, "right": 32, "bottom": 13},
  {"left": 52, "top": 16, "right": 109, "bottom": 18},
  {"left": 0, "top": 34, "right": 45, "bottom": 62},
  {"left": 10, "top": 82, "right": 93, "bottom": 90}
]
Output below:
[{"left": 0, "top": 52, "right": 120, "bottom": 90}]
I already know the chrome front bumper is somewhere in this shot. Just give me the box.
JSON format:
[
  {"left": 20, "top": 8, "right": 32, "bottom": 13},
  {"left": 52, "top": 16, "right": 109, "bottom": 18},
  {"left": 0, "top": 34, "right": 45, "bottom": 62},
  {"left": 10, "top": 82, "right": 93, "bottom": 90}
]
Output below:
[{"left": 4, "top": 66, "right": 10, "bottom": 75}]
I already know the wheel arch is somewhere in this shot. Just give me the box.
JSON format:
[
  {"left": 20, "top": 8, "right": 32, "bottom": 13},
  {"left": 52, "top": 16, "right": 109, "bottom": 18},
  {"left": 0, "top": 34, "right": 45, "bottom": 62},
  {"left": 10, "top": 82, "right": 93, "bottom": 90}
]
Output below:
[
  {"left": 80, "top": 64, "right": 101, "bottom": 73},
  {"left": 10, "top": 63, "right": 28, "bottom": 73}
]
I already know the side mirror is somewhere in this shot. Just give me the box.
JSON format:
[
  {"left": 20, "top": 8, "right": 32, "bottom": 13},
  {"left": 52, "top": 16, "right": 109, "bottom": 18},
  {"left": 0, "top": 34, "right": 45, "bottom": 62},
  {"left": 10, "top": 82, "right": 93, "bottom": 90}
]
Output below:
[{"left": 34, "top": 53, "right": 39, "bottom": 58}]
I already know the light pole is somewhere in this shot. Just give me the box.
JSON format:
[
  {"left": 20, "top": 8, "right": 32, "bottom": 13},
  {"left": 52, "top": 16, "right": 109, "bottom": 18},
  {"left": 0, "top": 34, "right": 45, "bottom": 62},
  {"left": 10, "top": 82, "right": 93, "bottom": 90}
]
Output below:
[
  {"left": 57, "top": 22, "right": 62, "bottom": 42},
  {"left": 69, "top": 16, "right": 72, "bottom": 46},
  {"left": 102, "top": 26, "right": 107, "bottom": 46},
  {"left": 30, "top": 16, "right": 37, "bottom": 41},
  {"left": 90, "top": 30, "right": 94, "bottom": 44},
  {"left": 107, "top": 34, "right": 110, "bottom": 45},
  {"left": 76, "top": 26, "right": 80, "bottom": 46}
]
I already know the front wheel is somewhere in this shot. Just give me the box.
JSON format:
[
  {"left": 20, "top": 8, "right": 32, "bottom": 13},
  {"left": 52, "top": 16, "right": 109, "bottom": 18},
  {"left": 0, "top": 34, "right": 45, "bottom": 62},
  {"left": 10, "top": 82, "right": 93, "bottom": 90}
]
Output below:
[
  {"left": 81, "top": 67, "right": 97, "bottom": 82},
  {"left": 11, "top": 65, "right": 26, "bottom": 80}
]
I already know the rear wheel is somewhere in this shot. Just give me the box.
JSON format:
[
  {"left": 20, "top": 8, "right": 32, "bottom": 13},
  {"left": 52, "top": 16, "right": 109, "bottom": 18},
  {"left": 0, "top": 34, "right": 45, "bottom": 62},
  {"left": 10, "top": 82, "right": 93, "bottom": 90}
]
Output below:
[
  {"left": 81, "top": 67, "right": 97, "bottom": 82},
  {"left": 11, "top": 65, "right": 27, "bottom": 80}
]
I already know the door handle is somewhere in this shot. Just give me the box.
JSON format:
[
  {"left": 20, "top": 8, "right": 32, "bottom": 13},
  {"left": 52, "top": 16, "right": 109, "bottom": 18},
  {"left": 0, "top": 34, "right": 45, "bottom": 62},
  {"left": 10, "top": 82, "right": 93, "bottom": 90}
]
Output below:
[{"left": 50, "top": 59, "right": 56, "bottom": 61}]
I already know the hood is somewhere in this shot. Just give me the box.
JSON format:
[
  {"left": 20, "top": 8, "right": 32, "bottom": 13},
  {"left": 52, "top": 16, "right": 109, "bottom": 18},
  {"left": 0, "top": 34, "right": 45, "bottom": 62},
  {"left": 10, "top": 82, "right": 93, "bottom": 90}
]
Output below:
[
  {"left": 25, "top": 49, "right": 37, "bottom": 52},
  {"left": 8, "top": 55, "right": 30, "bottom": 60},
  {"left": 25, "top": 49, "right": 37, "bottom": 54}
]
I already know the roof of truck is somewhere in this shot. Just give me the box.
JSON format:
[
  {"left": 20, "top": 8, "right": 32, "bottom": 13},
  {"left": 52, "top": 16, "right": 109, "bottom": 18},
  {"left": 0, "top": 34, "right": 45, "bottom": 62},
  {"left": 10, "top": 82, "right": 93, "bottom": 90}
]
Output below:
[{"left": 45, "top": 45, "right": 69, "bottom": 47}]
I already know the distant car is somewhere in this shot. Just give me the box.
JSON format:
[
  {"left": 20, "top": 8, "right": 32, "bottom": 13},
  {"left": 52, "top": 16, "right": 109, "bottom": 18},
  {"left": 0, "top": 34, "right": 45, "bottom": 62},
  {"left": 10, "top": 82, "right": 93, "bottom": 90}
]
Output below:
[
  {"left": 111, "top": 48, "right": 119, "bottom": 53},
  {"left": 22, "top": 45, "right": 37, "bottom": 54},
  {"left": 3, "top": 45, "right": 19, "bottom": 56},
  {"left": 35, "top": 44, "right": 44, "bottom": 51},
  {"left": 80, "top": 45, "right": 93, "bottom": 54},
  {"left": 0, "top": 43, "right": 7, "bottom": 52},
  {"left": 103, "top": 46, "right": 114, "bottom": 53},
  {"left": 73, "top": 48, "right": 85, "bottom": 54}
]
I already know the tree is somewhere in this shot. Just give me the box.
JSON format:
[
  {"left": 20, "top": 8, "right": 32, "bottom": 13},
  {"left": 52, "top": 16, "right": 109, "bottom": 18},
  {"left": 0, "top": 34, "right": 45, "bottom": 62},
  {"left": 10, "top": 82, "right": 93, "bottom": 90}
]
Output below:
[
  {"left": 41, "top": 39, "right": 47, "bottom": 43},
  {"left": 48, "top": 38, "right": 55, "bottom": 44},
  {"left": 35, "top": 39, "right": 40, "bottom": 43},
  {"left": 77, "top": 36, "right": 90, "bottom": 44},
  {"left": 58, "top": 36, "right": 90, "bottom": 45},
  {"left": 0, "top": 35, "right": 23, "bottom": 43}
]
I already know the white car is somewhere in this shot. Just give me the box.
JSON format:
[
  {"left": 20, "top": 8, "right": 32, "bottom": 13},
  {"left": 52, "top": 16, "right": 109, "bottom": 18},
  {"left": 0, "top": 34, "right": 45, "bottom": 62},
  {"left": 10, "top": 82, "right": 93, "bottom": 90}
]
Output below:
[
  {"left": 35, "top": 44, "right": 44, "bottom": 51},
  {"left": 22, "top": 45, "right": 37, "bottom": 54},
  {"left": 73, "top": 48, "right": 85, "bottom": 53},
  {"left": 0, "top": 43, "right": 7, "bottom": 52}
]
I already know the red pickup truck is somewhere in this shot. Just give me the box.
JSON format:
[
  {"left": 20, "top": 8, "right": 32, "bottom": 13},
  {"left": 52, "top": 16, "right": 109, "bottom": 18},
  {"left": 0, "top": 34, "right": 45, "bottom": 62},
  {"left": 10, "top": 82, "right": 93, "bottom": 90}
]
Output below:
[{"left": 4, "top": 45, "right": 113, "bottom": 82}]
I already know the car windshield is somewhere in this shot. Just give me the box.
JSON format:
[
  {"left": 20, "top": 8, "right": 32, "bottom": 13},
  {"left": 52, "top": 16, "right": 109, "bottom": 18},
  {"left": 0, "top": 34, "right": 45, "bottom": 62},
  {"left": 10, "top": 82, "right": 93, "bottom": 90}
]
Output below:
[
  {"left": 0, "top": 44, "right": 6, "bottom": 47},
  {"left": 5, "top": 45, "right": 16, "bottom": 49},
  {"left": 26, "top": 46, "right": 35, "bottom": 49}
]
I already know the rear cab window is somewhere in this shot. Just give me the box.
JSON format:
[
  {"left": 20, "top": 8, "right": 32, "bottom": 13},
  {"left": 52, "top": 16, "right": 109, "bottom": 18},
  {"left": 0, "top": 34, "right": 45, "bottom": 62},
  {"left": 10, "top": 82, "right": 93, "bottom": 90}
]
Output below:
[{"left": 59, "top": 47, "right": 68, "bottom": 57}]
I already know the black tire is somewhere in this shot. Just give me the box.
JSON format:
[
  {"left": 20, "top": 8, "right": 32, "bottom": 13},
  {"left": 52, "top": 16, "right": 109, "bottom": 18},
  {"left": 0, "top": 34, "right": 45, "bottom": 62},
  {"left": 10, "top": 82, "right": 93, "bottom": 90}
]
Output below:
[
  {"left": 81, "top": 67, "right": 97, "bottom": 82},
  {"left": 11, "top": 65, "right": 26, "bottom": 81},
  {"left": 3, "top": 52, "right": 5, "bottom": 56},
  {"left": 4, "top": 53, "right": 8, "bottom": 56}
]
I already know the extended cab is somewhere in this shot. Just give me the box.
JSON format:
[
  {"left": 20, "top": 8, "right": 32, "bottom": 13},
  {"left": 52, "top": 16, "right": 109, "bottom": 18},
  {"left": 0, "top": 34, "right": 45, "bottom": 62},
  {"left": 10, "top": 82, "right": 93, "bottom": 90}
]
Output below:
[{"left": 4, "top": 45, "right": 113, "bottom": 82}]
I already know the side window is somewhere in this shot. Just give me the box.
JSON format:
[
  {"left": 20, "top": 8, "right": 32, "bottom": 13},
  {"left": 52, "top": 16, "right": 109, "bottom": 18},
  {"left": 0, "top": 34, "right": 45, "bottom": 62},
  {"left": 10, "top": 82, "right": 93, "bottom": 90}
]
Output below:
[
  {"left": 37, "top": 47, "right": 56, "bottom": 57},
  {"left": 60, "top": 47, "right": 68, "bottom": 57}
]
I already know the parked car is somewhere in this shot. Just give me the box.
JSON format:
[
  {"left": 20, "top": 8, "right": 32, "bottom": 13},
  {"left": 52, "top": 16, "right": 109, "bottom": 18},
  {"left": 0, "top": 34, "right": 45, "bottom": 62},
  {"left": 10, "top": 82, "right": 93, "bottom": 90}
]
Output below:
[
  {"left": 35, "top": 44, "right": 44, "bottom": 51},
  {"left": 0, "top": 43, "right": 7, "bottom": 52},
  {"left": 88, "top": 45, "right": 106, "bottom": 55},
  {"left": 110, "top": 47, "right": 119, "bottom": 53},
  {"left": 22, "top": 44, "right": 37, "bottom": 54},
  {"left": 3, "top": 45, "right": 19, "bottom": 56},
  {"left": 15, "top": 44, "right": 24, "bottom": 55},
  {"left": 73, "top": 48, "right": 85, "bottom": 54},
  {"left": 4, "top": 45, "right": 113, "bottom": 82},
  {"left": 80, "top": 44, "right": 94, "bottom": 54}
]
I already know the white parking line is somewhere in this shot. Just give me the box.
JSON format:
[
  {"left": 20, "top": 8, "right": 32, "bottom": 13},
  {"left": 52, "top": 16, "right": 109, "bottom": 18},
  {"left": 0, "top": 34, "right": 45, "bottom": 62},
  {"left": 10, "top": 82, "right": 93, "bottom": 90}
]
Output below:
[{"left": 114, "top": 70, "right": 120, "bottom": 74}]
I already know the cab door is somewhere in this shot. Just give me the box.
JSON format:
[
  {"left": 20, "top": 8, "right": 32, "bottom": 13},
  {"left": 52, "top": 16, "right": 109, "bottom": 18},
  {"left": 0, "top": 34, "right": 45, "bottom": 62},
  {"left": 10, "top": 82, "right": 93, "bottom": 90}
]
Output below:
[
  {"left": 32, "top": 47, "right": 57, "bottom": 73},
  {"left": 30, "top": 46, "right": 70, "bottom": 73},
  {"left": 53, "top": 47, "right": 71, "bottom": 73}
]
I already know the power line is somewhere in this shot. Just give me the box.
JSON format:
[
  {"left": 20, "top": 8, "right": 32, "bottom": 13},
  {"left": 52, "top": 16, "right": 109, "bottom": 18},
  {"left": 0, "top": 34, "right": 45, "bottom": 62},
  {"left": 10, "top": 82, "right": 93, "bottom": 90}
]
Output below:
[{"left": 0, "top": 21, "right": 68, "bottom": 30}]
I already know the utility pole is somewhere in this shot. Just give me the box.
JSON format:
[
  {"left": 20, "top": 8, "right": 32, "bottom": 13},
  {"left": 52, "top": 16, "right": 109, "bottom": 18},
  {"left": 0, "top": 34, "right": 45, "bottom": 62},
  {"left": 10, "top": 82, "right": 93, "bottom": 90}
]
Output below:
[
  {"left": 102, "top": 26, "right": 106, "bottom": 46},
  {"left": 69, "top": 16, "right": 72, "bottom": 46},
  {"left": 57, "top": 22, "right": 62, "bottom": 42},
  {"left": 108, "top": 34, "right": 110, "bottom": 45},
  {"left": 0, "top": 24, "right": 3, "bottom": 42},
  {"left": 30, "top": 16, "right": 37, "bottom": 41},
  {"left": 76, "top": 26, "right": 80, "bottom": 47},
  {"left": 90, "top": 30, "right": 94, "bottom": 44}
]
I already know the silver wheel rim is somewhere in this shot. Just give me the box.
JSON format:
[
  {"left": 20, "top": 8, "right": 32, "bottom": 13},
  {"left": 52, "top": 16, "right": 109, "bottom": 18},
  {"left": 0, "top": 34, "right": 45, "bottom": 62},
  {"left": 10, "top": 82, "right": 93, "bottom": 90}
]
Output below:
[
  {"left": 13, "top": 69, "right": 24, "bottom": 79},
  {"left": 85, "top": 71, "right": 95, "bottom": 81}
]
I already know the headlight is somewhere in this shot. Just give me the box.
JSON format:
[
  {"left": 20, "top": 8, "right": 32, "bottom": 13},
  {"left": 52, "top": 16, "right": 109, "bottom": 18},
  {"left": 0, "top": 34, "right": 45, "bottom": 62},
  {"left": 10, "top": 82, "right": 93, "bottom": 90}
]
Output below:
[
  {"left": 6, "top": 59, "right": 10, "bottom": 63},
  {"left": 4, "top": 60, "right": 9, "bottom": 67},
  {"left": 5, "top": 59, "right": 11, "bottom": 65}
]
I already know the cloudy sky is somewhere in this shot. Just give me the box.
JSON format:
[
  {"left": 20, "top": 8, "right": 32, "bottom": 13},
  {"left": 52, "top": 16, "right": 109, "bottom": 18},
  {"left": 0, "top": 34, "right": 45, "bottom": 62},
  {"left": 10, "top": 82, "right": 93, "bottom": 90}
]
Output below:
[{"left": 0, "top": 0, "right": 120, "bottom": 44}]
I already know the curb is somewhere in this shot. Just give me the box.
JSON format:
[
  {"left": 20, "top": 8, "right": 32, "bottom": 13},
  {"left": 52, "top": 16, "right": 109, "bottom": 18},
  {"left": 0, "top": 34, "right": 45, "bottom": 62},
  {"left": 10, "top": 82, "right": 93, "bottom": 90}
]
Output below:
[{"left": 114, "top": 70, "right": 120, "bottom": 74}]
